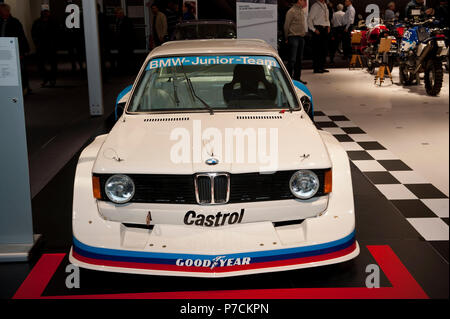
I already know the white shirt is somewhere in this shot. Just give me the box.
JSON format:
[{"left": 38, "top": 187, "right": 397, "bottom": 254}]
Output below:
[
  {"left": 308, "top": 1, "right": 330, "bottom": 32},
  {"left": 343, "top": 5, "right": 355, "bottom": 29},
  {"left": 332, "top": 10, "right": 345, "bottom": 27}
]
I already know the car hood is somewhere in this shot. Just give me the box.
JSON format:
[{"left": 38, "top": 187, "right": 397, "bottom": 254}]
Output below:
[{"left": 93, "top": 112, "right": 332, "bottom": 174}]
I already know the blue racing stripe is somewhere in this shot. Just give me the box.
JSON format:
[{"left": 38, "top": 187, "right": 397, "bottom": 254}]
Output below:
[{"left": 73, "top": 230, "right": 355, "bottom": 262}]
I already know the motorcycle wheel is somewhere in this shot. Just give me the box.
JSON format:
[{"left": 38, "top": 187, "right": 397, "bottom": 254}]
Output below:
[
  {"left": 386, "top": 58, "right": 395, "bottom": 75},
  {"left": 367, "top": 60, "right": 376, "bottom": 74},
  {"left": 399, "top": 63, "right": 419, "bottom": 85},
  {"left": 424, "top": 59, "right": 444, "bottom": 96}
]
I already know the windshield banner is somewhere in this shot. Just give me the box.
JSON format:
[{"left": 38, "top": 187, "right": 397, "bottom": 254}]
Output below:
[{"left": 146, "top": 56, "right": 280, "bottom": 70}]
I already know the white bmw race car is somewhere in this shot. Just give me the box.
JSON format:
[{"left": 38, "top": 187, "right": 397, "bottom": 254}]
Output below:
[{"left": 70, "top": 39, "right": 359, "bottom": 277}]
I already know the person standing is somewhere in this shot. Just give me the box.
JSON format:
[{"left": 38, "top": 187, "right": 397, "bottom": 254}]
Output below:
[
  {"left": 98, "top": 4, "right": 111, "bottom": 80},
  {"left": 330, "top": 3, "right": 345, "bottom": 64},
  {"left": 327, "top": 1, "right": 334, "bottom": 23},
  {"left": 434, "top": 0, "right": 449, "bottom": 28},
  {"left": 342, "top": 0, "right": 355, "bottom": 60},
  {"left": 66, "top": 0, "right": 85, "bottom": 75},
  {"left": 0, "top": 3, "right": 31, "bottom": 94},
  {"left": 183, "top": 2, "right": 196, "bottom": 21},
  {"left": 32, "top": 5, "right": 59, "bottom": 88},
  {"left": 308, "top": 0, "right": 331, "bottom": 73},
  {"left": 326, "top": 0, "right": 335, "bottom": 65},
  {"left": 115, "top": 8, "right": 135, "bottom": 74},
  {"left": 165, "top": 0, "right": 180, "bottom": 39},
  {"left": 384, "top": 2, "right": 397, "bottom": 24},
  {"left": 284, "top": 0, "right": 308, "bottom": 84},
  {"left": 405, "top": 0, "right": 434, "bottom": 21},
  {"left": 332, "top": 4, "right": 346, "bottom": 27},
  {"left": 151, "top": 4, "right": 168, "bottom": 47}
]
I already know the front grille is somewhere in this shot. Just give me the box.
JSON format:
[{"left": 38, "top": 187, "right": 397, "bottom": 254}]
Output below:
[
  {"left": 196, "top": 175, "right": 212, "bottom": 204},
  {"left": 95, "top": 169, "right": 329, "bottom": 205},
  {"left": 195, "top": 173, "right": 230, "bottom": 205},
  {"left": 214, "top": 175, "right": 228, "bottom": 203}
]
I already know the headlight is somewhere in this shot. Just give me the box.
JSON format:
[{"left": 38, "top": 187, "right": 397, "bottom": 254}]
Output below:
[
  {"left": 105, "top": 175, "right": 135, "bottom": 204},
  {"left": 289, "top": 170, "right": 320, "bottom": 200}
]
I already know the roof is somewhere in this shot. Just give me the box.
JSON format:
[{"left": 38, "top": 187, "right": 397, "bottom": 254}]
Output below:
[{"left": 146, "top": 39, "right": 278, "bottom": 61}]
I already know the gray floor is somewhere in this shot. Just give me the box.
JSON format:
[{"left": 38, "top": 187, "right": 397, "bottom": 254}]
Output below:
[{"left": 24, "top": 67, "right": 134, "bottom": 198}]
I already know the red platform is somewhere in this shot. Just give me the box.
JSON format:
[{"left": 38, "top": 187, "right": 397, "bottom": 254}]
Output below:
[{"left": 13, "top": 245, "right": 428, "bottom": 300}]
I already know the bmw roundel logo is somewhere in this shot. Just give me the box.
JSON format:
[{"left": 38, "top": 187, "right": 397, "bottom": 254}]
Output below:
[{"left": 205, "top": 158, "right": 219, "bottom": 166}]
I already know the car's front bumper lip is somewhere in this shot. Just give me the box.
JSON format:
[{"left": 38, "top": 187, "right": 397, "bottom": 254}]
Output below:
[{"left": 70, "top": 230, "right": 358, "bottom": 278}]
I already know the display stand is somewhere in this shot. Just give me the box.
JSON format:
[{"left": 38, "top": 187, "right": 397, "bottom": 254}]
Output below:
[
  {"left": 0, "top": 38, "right": 37, "bottom": 262},
  {"left": 349, "top": 31, "right": 364, "bottom": 69},
  {"left": 374, "top": 38, "right": 394, "bottom": 86}
]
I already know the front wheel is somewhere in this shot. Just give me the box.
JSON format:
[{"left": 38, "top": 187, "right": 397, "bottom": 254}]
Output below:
[
  {"left": 367, "top": 59, "right": 376, "bottom": 74},
  {"left": 386, "top": 57, "right": 395, "bottom": 75},
  {"left": 424, "top": 59, "right": 444, "bottom": 96},
  {"left": 399, "top": 63, "right": 419, "bottom": 85}
]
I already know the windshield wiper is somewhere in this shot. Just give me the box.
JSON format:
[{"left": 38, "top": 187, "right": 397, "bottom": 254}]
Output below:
[
  {"left": 281, "top": 101, "right": 294, "bottom": 113},
  {"left": 179, "top": 64, "right": 215, "bottom": 115},
  {"left": 170, "top": 70, "right": 180, "bottom": 107}
]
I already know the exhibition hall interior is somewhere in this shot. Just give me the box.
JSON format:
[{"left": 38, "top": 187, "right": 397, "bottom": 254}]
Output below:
[{"left": 0, "top": 0, "right": 448, "bottom": 306}]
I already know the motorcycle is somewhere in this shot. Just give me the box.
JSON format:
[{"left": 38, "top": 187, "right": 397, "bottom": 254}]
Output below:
[
  {"left": 363, "top": 22, "right": 401, "bottom": 74},
  {"left": 399, "top": 18, "right": 449, "bottom": 96}
]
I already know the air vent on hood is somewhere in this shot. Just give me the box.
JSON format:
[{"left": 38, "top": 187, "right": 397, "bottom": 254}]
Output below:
[
  {"left": 237, "top": 115, "right": 282, "bottom": 120},
  {"left": 144, "top": 117, "right": 190, "bottom": 122}
]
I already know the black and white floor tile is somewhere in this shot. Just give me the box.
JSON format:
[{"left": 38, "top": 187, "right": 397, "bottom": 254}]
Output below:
[{"left": 315, "top": 110, "right": 449, "bottom": 260}]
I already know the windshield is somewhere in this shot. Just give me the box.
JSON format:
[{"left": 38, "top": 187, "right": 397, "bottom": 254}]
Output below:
[{"left": 128, "top": 55, "right": 299, "bottom": 113}]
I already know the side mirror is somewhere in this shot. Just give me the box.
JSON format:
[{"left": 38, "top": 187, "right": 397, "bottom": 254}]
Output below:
[
  {"left": 300, "top": 95, "right": 314, "bottom": 120},
  {"left": 292, "top": 80, "right": 314, "bottom": 121},
  {"left": 115, "top": 85, "right": 133, "bottom": 121}
]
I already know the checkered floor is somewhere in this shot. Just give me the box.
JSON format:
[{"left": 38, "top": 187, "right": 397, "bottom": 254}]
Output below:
[{"left": 315, "top": 110, "right": 449, "bottom": 261}]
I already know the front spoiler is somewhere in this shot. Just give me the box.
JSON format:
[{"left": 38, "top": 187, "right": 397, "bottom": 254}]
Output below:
[{"left": 69, "top": 231, "right": 359, "bottom": 278}]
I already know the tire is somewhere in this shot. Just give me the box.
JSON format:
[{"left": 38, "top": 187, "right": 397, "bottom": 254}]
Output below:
[
  {"left": 386, "top": 57, "right": 395, "bottom": 75},
  {"left": 399, "top": 63, "right": 410, "bottom": 85},
  {"left": 424, "top": 59, "right": 444, "bottom": 96},
  {"left": 367, "top": 59, "right": 376, "bottom": 74},
  {"left": 399, "top": 63, "right": 419, "bottom": 85}
]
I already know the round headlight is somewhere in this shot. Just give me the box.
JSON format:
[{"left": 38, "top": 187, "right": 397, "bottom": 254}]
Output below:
[
  {"left": 105, "top": 175, "right": 135, "bottom": 204},
  {"left": 289, "top": 170, "right": 320, "bottom": 200}
]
